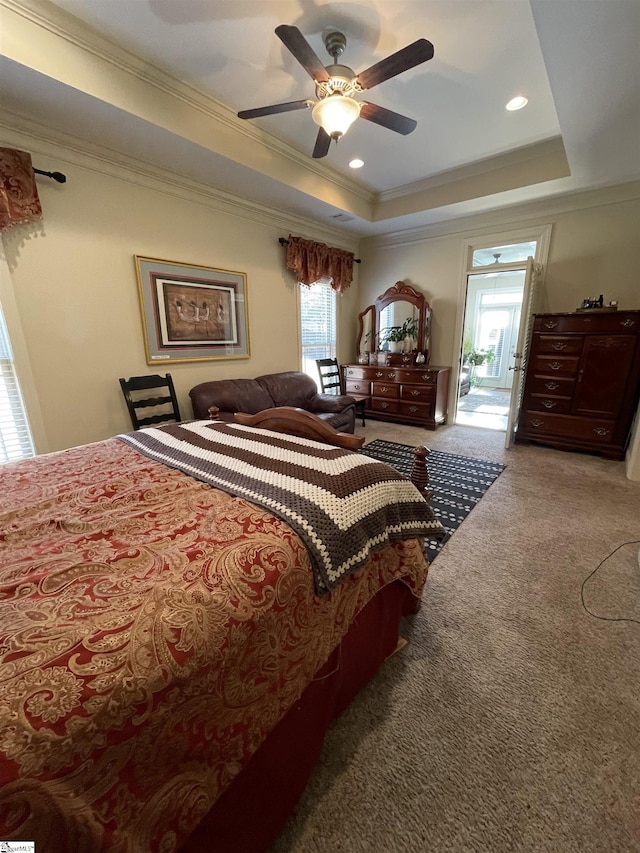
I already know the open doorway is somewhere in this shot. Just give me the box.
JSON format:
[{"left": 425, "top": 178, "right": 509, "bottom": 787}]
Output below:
[
  {"left": 453, "top": 230, "right": 550, "bottom": 438},
  {"left": 457, "top": 270, "right": 525, "bottom": 430}
]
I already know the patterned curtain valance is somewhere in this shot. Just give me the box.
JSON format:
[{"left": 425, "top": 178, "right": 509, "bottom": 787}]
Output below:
[
  {"left": 0, "top": 148, "right": 42, "bottom": 233},
  {"left": 285, "top": 235, "right": 355, "bottom": 295}
]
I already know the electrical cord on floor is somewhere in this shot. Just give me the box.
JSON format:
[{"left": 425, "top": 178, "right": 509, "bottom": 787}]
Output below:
[{"left": 581, "top": 539, "right": 640, "bottom": 624}]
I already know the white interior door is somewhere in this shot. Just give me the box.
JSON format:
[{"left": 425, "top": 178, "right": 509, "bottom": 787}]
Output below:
[{"left": 505, "top": 257, "right": 543, "bottom": 449}]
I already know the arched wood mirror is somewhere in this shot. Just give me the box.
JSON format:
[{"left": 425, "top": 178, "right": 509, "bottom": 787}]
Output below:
[{"left": 357, "top": 282, "right": 431, "bottom": 363}]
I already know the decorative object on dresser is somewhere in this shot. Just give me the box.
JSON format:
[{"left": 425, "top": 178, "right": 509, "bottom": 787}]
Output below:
[
  {"left": 515, "top": 310, "right": 640, "bottom": 460},
  {"left": 343, "top": 362, "right": 450, "bottom": 429}
]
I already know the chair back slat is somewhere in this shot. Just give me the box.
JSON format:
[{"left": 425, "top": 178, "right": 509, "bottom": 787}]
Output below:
[
  {"left": 315, "top": 358, "right": 343, "bottom": 395},
  {"left": 119, "top": 374, "right": 181, "bottom": 430},
  {"left": 315, "top": 358, "right": 366, "bottom": 427}
]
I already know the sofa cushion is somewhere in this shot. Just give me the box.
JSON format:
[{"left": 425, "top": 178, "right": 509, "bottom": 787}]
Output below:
[
  {"left": 189, "top": 378, "right": 274, "bottom": 419},
  {"left": 189, "top": 371, "right": 356, "bottom": 434},
  {"left": 255, "top": 371, "right": 317, "bottom": 409}
]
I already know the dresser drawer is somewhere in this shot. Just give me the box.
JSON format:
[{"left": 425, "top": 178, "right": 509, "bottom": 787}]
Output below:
[
  {"left": 526, "top": 375, "right": 576, "bottom": 396},
  {"left": 535, "top": 313, "right": 640, "bottom": 334},
  {"left": 397, "top": 369, "right": 437, "bottom": 385},
  {"left": 400, "top": 384, "right": 435, "bottom": 402},
  {"left": 536, "top": 335, "right": 583, "bottom": 355},
  {"left": 345, "top": 379, "right": 369, "bottom": 395},
  {"left": 368, "top": 368, "right": 398, "bottom": 382},
  {"left": 372, "top": 381, "right": 399, "bottom": 398},
  {"left": 528, "top": 394, "right": 572, "bottom": 415},
  {"left": 344, "top": 366, "right": 368, "bottom": 380},
  {"left": 371, "top": 397, "right": 401, "bottom": 415},
  {"left": 531, "top": 355, "right": 580, "bottom": 376},
  {"left": 399, "top": 401, "right": 433, "bottom": 420},
  {"left": 522, "top": 412, "right": 616, "bottom": 444}
]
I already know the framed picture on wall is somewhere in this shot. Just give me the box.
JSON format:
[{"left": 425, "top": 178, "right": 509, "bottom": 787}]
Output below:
[{"left": 134, "top": 256, "right": 250, "bottom": 363}]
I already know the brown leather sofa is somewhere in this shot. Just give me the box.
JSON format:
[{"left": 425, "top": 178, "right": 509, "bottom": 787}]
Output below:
[{"left": 189, "top": 371, "right": 357, "bottom": 433}]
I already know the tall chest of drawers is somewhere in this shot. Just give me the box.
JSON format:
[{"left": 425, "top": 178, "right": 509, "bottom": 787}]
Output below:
[
  {"left": 343, "top": 363, "right": 450, "bottom": 430},
  {"left": 515, "top": 311, "right": 640, "bottom": 459}
]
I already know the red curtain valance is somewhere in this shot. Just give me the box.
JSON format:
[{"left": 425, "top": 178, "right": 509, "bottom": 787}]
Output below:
[
  {"left": 285, "top": 235, "right": 355, "bottom": 295},
  {"left": 0, "top": 148, "right": 42, "bottom": 233}
]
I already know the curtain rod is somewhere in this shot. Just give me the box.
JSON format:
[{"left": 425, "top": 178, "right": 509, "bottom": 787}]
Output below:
[
  {"left": 34, "top": 167, "right": 67, "bottom": 183},
  {"left": 279, "top": 237, "right": 361, "bottom": 263}
]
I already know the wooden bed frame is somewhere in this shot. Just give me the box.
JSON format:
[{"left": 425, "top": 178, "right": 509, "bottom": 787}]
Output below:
[{"left": 234, "top": 406, "right": 432, "bottom": 497}]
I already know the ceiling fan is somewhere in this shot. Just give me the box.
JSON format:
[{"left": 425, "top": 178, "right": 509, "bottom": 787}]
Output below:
[{"left": 237, "top": 25, "right": 434, "bottom": 159}]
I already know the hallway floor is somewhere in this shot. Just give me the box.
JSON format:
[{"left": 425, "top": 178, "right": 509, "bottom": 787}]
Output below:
[{"left": 455, "top": 386, "right": 511, "bottom": 431}]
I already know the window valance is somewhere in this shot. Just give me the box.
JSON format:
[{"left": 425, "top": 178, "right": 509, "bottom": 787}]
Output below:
[
  {"left": 0, "top": 148, "right": 42, "bottom": 233},
  {"left": 285, "top": 235, "right": 355, "bottom": 295}
]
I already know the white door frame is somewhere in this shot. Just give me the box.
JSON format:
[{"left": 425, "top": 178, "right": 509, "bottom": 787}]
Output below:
[{"left": 450, "top": 224, "right": 552, "bottom": 425}]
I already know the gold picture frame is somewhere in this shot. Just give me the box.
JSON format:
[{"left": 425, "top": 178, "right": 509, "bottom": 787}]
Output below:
[{"left": 134, "top": 256, "right": 250, "bottom": 364}]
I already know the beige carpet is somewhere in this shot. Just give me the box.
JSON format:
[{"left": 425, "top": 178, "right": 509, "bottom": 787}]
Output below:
[{"left": 271, "top": 422, "right": 640, "bottom": 853}]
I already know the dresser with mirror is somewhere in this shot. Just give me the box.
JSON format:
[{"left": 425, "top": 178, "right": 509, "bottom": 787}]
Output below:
[{"left": 343, "top": 282, "right": 450, "bottom": 429}]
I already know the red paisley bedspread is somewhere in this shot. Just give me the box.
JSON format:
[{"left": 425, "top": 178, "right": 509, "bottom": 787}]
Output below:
[{"left": 0, "top": 437, "right": 429, "bottom": 852}]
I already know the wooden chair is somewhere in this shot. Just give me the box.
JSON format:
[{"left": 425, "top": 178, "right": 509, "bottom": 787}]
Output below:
[
  {"left": 119, "top": 373, "right": 182, "bottom": 430},
  {"left": 316, "top": 358, "right": 366, "bottom": 427}
]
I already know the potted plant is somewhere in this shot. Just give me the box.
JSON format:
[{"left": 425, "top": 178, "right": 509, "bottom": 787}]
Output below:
[
  {"left": 379, "top": 318, "right": 420, "bottom": 353},
  {"left": 465, "top": 346, "right": 495, "bottom": 386}
]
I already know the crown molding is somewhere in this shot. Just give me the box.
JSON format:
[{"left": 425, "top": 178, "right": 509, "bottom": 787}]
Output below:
[
  {"left": 0, "top": 112, "right": 360, "bottom": 253},
  {"left": 361, "top": 179, "right": 640, "bottom": 250},
  {"left": 376, "top": 137, "right": 568, "bottom": 204},
  {"left": 0, "top": 0, "right": 371, "bottom": 208}
]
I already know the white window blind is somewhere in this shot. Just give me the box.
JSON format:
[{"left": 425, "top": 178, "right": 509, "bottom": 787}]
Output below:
[
  {"left": 299, "top": 281, "right": 336, "bottom": 388},
  {"left": 0, "top": 303, "right": 35, "bottom": 463}
]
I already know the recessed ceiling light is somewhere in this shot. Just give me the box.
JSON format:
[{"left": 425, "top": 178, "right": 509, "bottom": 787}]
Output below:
[
  {"left": 506, "top": 96, "right": 528, "bottom": 111},
  {"left": 349, "top": 158, "right": 364, "bottom": 169}
]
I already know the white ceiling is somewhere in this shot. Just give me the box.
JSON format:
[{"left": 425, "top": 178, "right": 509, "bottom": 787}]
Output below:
[{"left": 1, "top": 0, "right": 639, "bottom": 238}]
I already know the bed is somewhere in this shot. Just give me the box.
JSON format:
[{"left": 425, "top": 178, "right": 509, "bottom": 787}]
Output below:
[{"left": 0, "top": 409, "right": 444, "bottom": 852}]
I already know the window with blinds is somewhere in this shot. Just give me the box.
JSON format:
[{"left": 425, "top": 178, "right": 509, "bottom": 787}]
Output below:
[
  {"left": 0, "top": 304, "right": 35, "bottom": 463},
  {"left": 299, "top": 281, "right": 336, "bottom": 388}
]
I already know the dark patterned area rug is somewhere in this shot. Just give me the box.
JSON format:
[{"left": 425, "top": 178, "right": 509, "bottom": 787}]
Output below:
[{"left": 361, "top": 439, "right": 505, "bottom": 560}]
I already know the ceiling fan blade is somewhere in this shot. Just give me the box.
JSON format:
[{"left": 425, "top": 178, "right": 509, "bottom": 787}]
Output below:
[
  {"left": 356, "top": 39, "right": 434, "bottom": 90},
  {"left": 360, "top": 102, "right": 417, "bottom": 135},
  {"left": 237, "top": 99, "right": 314, "bottom": 120},
  {"left": 275, "top": 25, "right": 330, "bottom": 83},
  {"left": 312, "top": 128, "right": 332, "bottom": 159}
]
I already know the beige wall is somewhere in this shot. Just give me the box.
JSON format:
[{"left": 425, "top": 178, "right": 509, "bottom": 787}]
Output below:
[
  {"left": 2, "top": 124, "right": 639, "bottom": 477},
  {"left": 358, "top": 191, "right": 640, "bottom": 477},
  {"left": 1, "top": 131, "right": 359, "bottom": 453}
]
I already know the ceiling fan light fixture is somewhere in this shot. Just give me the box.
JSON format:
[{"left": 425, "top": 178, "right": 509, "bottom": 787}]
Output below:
[{"left": 312, "top": 95, "right": 361, "bottom": 140}]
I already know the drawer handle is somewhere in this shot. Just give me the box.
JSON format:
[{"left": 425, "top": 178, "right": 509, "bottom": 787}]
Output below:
[
  {"left": 542, "top": 400, "right": 556, "bottom": 409},
  {"left": 347, "top": 369, "right": 354, "bottom": 375},
  {"left": 593, "top": 427, "right": 610, "bottom": 436},
  {"left": 552, "top": 342, "right": 567, "bottom": 350},
  {"left": 380, "top": 386, "right": 390, "bottom": 392},
  {"left": 380, "top": 401, "right": 389, "bottom": 409},
  {"left": 409, "top": 406, "right": 419, "bottom": 413},
  {"left": 353, "top": 384, "right": 362, "bottom": 391},
  {"left": 544, "top": 381, "right": 560, "bottom": 390},
  {"left": 530, "top": 418, "right": 544, "bottom": 427},
  {"left": 620, "top": 319, "right": 636, "bottom": 327},
  {"left": 387, "top": 372, "right": 396, "bottom": 379},
  {"left": 544, "top": 320, "right": 558, "bottom": 329},
  {"left": 421, "top": 373, "right": 430, "bottom": 380},
  {"left": 375, "top": 371, "right": 384, "bottom": 377},
  {"left": 410, "top": 390, "right": 422, "bottom": 396},
  {"left": 549, "top": 361, "right": 562, "bottom": 370}
]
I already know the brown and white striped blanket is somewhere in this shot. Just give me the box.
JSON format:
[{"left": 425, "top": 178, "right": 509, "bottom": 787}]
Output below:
[{"left": 118, "top": 420, "right": 445, "bottom": 593}]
